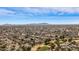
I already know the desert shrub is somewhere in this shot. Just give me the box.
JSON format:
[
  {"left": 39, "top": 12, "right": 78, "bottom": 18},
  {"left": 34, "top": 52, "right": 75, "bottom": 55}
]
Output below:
[
  {"left": 0, "top": 44, "right": 6, "bottom": 51},
  {"left": 60, "top": 35, "right": 65, "bottom": 39},
  {"left": 54, "top": 40, "right": 60, "bottom": 46},
  {"left": 49, "top": 43, "right": 55, "bottom": 50},
  {"left": 62, "top": 39, "right": 67, "bottom": 43},
  {"left": 37, "top": 45, "right": 50, "bottom": 51},
  {"left": 68, "top": 38, "right": 73, "bottom": 42},
  {"left": 21, "top": 44, "right": 32, "bottom": 51},
  {"left": 71, "top": 41, "right": 76, "bottom": 45},
  {"left": 44, "top": 39, "right": 51, "bottom": 45},
  {"left": 67, "top": 48, "right": 72, "bottom": 51},
  {"left": 55, "top": 47, "right": 60, "bottom": 51}
]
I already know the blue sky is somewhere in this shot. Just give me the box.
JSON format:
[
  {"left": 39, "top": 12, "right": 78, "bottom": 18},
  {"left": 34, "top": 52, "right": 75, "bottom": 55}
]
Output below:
[{"left": 0, "top": 7, "right": 79, "bottom": 24}]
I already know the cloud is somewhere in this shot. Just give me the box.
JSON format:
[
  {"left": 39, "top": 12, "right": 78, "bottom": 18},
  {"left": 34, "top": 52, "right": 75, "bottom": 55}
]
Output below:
[
  {"left": 0, "top": 9, "right": 15, "bottom": 15},
  {"left": 22, "top": 7, "right": 79, "bottom": 16},
  {"left": 22, "top": 7, "right": 57, "bottom": 16},
  {"left": 51, "top": 7, "right": 79, "bottom": 14},
  {"left": 0, "top": 7, "right": 79, "bottom": 17}
]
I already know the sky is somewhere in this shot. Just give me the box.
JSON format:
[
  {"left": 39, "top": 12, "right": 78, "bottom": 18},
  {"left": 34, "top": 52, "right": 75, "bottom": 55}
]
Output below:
[{"left": 0, "top": 7, "right": 79, "bottom": 24}]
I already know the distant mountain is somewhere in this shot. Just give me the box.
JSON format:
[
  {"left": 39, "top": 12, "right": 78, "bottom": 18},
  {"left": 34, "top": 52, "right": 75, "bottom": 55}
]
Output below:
[
  {"left": 2, "top": 24, "right": 13, "bottom": 26},
  {"left": 0, "top": 23, "right": 50, "bottom": 26},
  {"left": 29, "top": 23, "right": 50, "bottom": 25}
]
